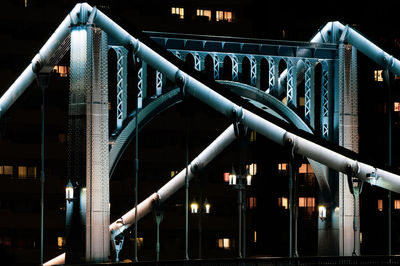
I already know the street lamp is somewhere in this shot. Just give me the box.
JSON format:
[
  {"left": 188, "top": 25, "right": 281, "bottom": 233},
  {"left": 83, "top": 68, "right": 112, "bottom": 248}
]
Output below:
[
  {"left": 204, "top": 199, "right": 211, "bottom": 214},
  {"left": 228, "top": 167, "right": 252, "bottom": 258},
  {"left": 229, "top": 167, "right": 237, "bottom": 185},
  {"left": 191, "top": 199, "right": 211, "bottom": 214},
  {"left": 191, "top": 198, "right": 211, "bottom": 259},
  {"left": 65, "top": 180, "right": 74, "bottom": 202},
  {"left": 318, "top": 205, "right": 327, "bottom": 221},
  {"left": 246, "top": 173, "right": 252, "bottom": 186},
  {"left": 190, "top": 200, "right": 199, "bottom": 214}
]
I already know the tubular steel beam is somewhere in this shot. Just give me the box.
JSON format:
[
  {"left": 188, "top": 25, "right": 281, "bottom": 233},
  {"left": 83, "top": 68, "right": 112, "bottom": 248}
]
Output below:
[
  {"left": 15, "top": 4, "right": 400, "bottom": 264},
  {"left": 0, "top": 3, "right": 85, "bottom": 119},
  {"left": 109, "top": 125, "right": 237, "bottom": 238},
  {"left": 90, "top": 12, "right": 400, "bottom": 192},
  {"left": 312, "top": 21, "right": 400, "bottom": 76}
]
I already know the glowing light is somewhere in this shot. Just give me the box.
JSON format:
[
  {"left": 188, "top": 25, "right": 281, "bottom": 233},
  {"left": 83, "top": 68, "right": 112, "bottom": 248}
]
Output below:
[
  {"left": 190, "top": 202, "right": 199, "bottom": 214},
  {"left": 319, "top": 205, "right": 327, "bottom": 221},
  {"left": 66, "top": 180, "right": 74, "bottom": 201},
  {"left": 246, "top": 174, "right": 252, "bottom": 186},
  {"left": 205, "top": 202, "right": 211, "bottom": 214}
]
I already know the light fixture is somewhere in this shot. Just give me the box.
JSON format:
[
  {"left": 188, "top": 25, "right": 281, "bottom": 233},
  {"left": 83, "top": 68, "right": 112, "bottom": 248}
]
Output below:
[
  {"left": 246, "top": 174, "right": 252, "bottom": 186},
  {"left": 204, "top": 199, "right": 211, "bottom": 214},
  {"left": 229, "top": 167, "right": 237, "bottom": 185},
  {"left": 190, "top": 201, "right": 199, "bottom": 214},
  {"left": 65, "top": 180, "right": 74, "bottom": 202},
  {"left": 319, "top": 205, "right": 327, "bottom": 221}
]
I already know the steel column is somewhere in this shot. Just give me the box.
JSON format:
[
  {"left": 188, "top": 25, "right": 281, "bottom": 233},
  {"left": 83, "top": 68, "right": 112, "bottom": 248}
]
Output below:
[
  {"left": 85, "top": 27, "right": 110, "bottom": 263},
  {"left": 110, "top": 46, "right": 128, "bottom": 129}
]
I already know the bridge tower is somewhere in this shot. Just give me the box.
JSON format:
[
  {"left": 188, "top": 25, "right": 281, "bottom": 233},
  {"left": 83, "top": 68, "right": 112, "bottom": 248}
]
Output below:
[{"left": 66, "top": 24, "right": 110, "bottom": 263}]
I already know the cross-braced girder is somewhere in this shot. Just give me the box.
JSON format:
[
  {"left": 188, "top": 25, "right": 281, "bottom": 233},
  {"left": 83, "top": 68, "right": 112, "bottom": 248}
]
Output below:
[{"left": 2, "top": 3, "right": 400, "bottom": 264}]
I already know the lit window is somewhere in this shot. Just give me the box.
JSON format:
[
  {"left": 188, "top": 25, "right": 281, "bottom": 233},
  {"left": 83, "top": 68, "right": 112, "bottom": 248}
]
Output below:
[
  {"left": 278, "top": 197, "right": 288, "bottom": 209},
  {"left": 250, "top": 130, "right": 256, "bottom": 142},
  {"left": 24, "top": 0, "right": 28, "bottom": 7},
  {"left": 378, "top": 199, "right": 383, "bottom": 212},
  {"left": 278, "top": 163, "right": 288, "bottom": 173},
  {"left": 299, "top": 197, "right": 315, "bottom": 208},
  {"left": 216, "top": 11, "right": 233, "bottom": 22},
  {"left": 299, "top": 164, "right": 307, "bottom": 174},
  {"left": 374, "top": 70, "right": 383, "bottom": 82},
  {"left": 17, "top": 166, "right": 37, "bottom": 179},
  {"left": 53, "top": 65, "right": 70, "bottom": 77},
  {"left": 57, "top": 236, "right": 65, "bottom": 249},
  {"left": 299, "top": 97, "right": 305, "bottom": 107},
  {"left": 298, "top": 164, "right": 314, "bottom": 174},
  {"left": 223, "top": 172, "right": 230, "bottom": 182},
  {"left": 18, "top": 166, "right": 27, "bottom": 179},
  {"left": 0, "top": 166, "right": 13, "bottom": 175},
  {"left": 253, "top": 231, "right": 257, "bottom": 243},
  {"left": 248, "top": 197, "right": 256, "bottom": 209},
  {"left": 246, "top": 163, "right": 257, "bottom": 175},
  {"left": 170, "top": 170, "right": 179, "bottom": 177},
  {"left": 394, "top": 200, "right": 400, "bottom": 210},
  {"left": 217, "top": 238, "right": 230, "bottom": 249},
  {"left": 196, "top": 9, "right": 211, "bottom": 21},
  {"left": 394, "top": 102, "right": 400, "bottom": 112},
  {"left": 137, "top": 237, "right": 144, "bottom": 247},
  {"left": 28, "top": 166, "right": 37, "bottom": 178},
  {"left": 171, "top": 7, "right": 184, "bottom": 19}
]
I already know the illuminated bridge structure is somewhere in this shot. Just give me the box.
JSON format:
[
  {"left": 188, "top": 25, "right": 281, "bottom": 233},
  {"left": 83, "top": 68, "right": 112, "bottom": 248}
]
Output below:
[{"left": 1, "top": 3, "right": 400, "bottom": 265}]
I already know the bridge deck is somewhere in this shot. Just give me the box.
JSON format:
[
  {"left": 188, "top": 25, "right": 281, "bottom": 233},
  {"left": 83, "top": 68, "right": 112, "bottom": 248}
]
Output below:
[{"left": 69, "top": 256, "right": 400, "bottom": 265}]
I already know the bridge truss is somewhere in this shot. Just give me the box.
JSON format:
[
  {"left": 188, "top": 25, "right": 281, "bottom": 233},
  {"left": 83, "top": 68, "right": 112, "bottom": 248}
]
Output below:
[{"left": 1, "top": 3, "right": 400, "bottom": 264}]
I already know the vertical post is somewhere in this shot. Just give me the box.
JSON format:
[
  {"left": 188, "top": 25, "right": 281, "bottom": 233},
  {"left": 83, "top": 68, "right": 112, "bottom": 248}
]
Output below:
[
  {"left": 155, "top": 206, "right": 163, "bottom": 262},
  {"left": 238, "top": 187, "right": 242, "bottom": 258},
  {"left": 242, "top": 186, "right": 246, "bottom": 258},
  {"left": 337, "top": 44, "right": 359, "bottom": 256},
  {"left": 198, "top": 206, "right": 202, "bottom": 259},
  {"left": 289, "top": 157, "right": 298, "bottom": 257},
  {"left": 41, "top": 91, "right": 44, "bottom": 266},
  {"left": 134, "top": 58, "right": 145, "bottom": 263},
  {"left": 134, "top": 70, "right": 141, "bottom": 262},
  {"left": 384, "top": 69, "right": 392, "bottom": 255},
  {"left": 293, "top": 164, "right": 298, "bottom": 257},
  {"left": 289, "top": 161, "right": 293, "bottom": 257},
  {"left": 185, "top": 104, "right": 189, "bottom": 261},
  {"left": 134, "top": 110, "right": 139, "bottom": 262},
  {"left": 156, "top": 218, "right": 160, "bottom": 261},
  {"left": 353, "top": 189, "right": 358, "bottom": 256}
]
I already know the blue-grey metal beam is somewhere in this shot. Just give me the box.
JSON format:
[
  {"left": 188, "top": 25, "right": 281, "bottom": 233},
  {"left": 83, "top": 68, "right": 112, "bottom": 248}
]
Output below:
[
  {"left": 312, "top": 21, "right": 400, "bottom": 76},
  {"left": 90, "top": 7, "right": 400, "bottom": 192}
]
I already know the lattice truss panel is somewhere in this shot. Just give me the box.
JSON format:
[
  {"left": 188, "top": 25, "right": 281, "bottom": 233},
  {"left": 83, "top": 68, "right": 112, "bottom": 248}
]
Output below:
[
  {"left": 68, "top": 25, "right": 110, "bottom": 261},
  {"left": 109, "top": 46, "right": 128, "bottom": 129},
  {"left": 158, "top": 49, "right": 334, "bottom": 136}
]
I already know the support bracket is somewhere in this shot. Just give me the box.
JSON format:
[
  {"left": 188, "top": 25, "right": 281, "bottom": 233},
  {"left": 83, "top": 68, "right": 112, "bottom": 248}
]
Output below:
[{"left": 231, "top": 106, "right": 245, "bottom": 138}]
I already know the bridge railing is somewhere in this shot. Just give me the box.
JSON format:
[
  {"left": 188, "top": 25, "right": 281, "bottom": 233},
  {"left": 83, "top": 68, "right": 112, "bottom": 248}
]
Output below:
[{"left": 69, "top": 256, "right": 400, "bottom": 266}]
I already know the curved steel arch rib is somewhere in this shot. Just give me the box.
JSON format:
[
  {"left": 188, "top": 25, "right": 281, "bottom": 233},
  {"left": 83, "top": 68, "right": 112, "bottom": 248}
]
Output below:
[
  {"left": 109, "top": 80, "right": 330, "bottom": 194},
  {"left": 218, "top": 81, "right": 330, "bottom": 194},
  {"left": 109, "top": 87, "right": 182, "bottom": 177}
]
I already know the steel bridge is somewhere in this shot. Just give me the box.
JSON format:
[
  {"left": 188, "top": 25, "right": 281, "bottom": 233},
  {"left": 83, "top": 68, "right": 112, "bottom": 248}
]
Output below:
[{"left": 1, "top": 3, "right": 400, "bottom": 265}]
